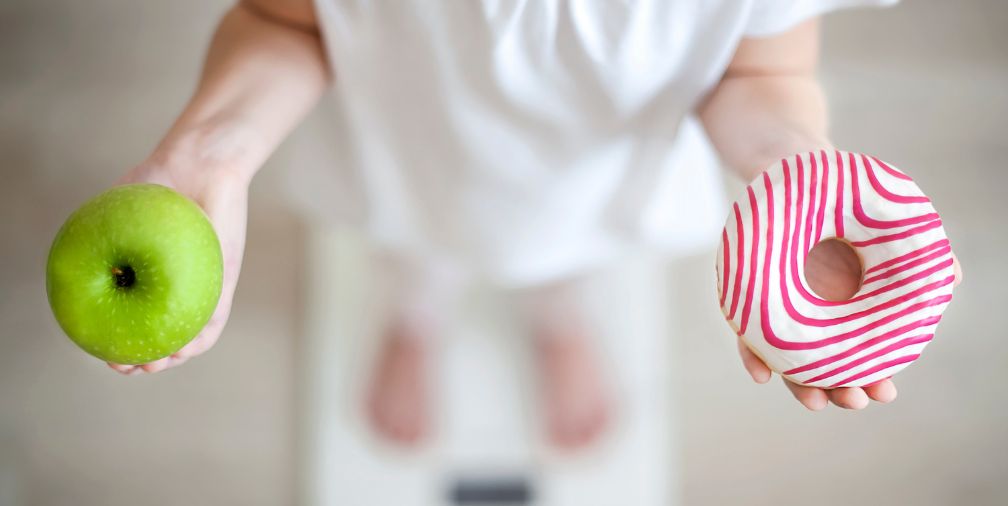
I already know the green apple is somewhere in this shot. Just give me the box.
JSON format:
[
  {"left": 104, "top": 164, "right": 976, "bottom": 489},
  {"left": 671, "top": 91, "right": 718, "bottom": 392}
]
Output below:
[{"left": 46, "top": 183, "right": 223, "bottom": 365}]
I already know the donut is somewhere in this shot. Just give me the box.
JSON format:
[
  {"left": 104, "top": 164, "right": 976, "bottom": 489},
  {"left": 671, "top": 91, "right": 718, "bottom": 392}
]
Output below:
[{"left": 715, "top": 151, "right": 955, "bottom": 388}]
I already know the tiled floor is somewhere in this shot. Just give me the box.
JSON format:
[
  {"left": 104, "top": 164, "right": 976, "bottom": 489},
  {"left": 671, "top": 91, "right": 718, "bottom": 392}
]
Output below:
[{"left": 0, "top": 1, "right": 1005, "bottom": 505}]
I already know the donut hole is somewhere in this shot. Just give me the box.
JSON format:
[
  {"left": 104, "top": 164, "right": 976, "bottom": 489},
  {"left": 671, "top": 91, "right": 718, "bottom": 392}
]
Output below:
[{"left": 804, "top": 238, "right": 864, "bottom": 301}]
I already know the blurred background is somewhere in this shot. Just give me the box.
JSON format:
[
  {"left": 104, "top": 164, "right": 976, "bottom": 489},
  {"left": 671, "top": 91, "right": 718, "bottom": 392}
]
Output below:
[{"left": 1, "top": 0, "right": 1006, "bottom": 504}]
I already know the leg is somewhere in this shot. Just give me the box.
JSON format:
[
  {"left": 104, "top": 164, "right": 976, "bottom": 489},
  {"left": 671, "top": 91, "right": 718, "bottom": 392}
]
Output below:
[
  {"left": 364, "top": 252, "right": 465, "bottom": 446},
  {"left": 518, "top": 275, "right": 613, "bottom": 450}
]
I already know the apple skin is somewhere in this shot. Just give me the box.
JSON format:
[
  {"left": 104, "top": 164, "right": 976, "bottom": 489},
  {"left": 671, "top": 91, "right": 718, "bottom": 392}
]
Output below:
[{"left": 46, "top": 183, "right": 223, "bottom": 365}]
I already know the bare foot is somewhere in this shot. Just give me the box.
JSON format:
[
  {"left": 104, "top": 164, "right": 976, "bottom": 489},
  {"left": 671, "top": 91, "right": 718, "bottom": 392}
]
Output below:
[
  {"left": 534, "top": 322, "right": 612, "bottom": 450},
  {"left": 364, "top": 322, "right": 431, "bottom": 446}
]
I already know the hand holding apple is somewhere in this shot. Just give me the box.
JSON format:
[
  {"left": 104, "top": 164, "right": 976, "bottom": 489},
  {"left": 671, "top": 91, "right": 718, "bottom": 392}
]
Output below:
[
  {"left": 47, "top": 183, "right": 223, "bottom": 366},
  {"left": 49, "top": 159, "right": 250, "bottom": 374}
]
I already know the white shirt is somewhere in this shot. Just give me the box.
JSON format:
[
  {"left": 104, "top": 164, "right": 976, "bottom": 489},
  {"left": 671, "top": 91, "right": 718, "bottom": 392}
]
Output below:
[{"left": 300, "top": 0, "right": 894, "bottom": 286}]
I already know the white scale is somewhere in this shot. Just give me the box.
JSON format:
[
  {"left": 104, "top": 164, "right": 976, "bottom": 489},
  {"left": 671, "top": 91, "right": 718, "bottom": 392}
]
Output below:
[{"left": 299, "top": 226, "right": 679, "bottom": 505}]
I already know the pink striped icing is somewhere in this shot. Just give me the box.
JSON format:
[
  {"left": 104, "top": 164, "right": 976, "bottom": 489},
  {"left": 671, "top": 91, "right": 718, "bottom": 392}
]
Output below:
[{"left": 715, "top": 151, "right": 955, "bottom": 388}]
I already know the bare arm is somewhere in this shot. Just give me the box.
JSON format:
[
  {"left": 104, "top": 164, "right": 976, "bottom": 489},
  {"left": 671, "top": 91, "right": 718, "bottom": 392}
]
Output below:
[
  {"left": 699, "top": 20, "right": 961, "bottom": 410},
  {"left": 112, "top": 0, "right": 328, "bottom": 374},
  {"left": 148, "top": 0, "right": 329, "bottom": 180},
  {"left": 699, "top": 19, "right": 830, "bottom": 182},
  {"left": 699, "top": 20, "right": 884, "bottom": 410}
]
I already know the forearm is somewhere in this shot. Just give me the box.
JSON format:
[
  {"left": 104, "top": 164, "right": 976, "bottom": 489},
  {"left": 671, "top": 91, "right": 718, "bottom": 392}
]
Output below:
[
  {"left": 698, "top": 19, "right": 832, "bottom": 182},
  {"left": 700, "top": 74, "right": 832, "bottom": 182},
  {"left": 147, "top": 1, "right": 330, "bottom": 181}
]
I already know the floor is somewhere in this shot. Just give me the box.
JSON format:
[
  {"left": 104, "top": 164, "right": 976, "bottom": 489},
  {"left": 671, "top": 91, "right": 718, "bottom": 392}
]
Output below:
[{"left": 0, "top": 1, "right": 1006, "bottom": 505}]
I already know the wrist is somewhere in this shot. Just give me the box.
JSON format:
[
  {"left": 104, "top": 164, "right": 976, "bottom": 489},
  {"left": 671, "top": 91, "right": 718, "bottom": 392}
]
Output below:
[
  {"left": 146, "top": 119, "right": 267, "bottom": 185},
  {"left": 738, "top": 130, "right": 833, "bottom": 182}
]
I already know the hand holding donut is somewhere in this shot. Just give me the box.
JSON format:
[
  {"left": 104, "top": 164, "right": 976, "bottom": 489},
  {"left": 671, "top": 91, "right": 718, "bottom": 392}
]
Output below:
[
  {"left": 737, "top": 250, "right": 962, "bottom": 410},
  {"left": 718, "top": 151, "right": 962, "bottom": 410}
]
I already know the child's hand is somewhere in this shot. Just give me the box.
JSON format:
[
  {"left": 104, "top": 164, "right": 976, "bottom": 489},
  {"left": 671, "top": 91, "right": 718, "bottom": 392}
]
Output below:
[
  {"left": 97, "top": 0, "right": 328, "bottom": 374},
  {"left": 736, "top": 252, "right": 963, "bottom": 410},
  {"left": 106, "top": 160, "right": 250, "bottom": 375}
]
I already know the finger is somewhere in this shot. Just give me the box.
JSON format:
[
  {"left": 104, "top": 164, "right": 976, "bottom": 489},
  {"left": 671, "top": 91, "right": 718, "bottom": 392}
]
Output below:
[
  {"left": 107, "top": 362, "right": 136, "bottom": 374},
  {"left": 783, "top": 378, "right": 828, "bottom": 411},
  {"left": 738, "top": 337, "right": 772, "bottom": 383},
  {"left": 140, "top": 353, "right": 192, "bottom": 373},
  {"left": 175, "top": 334, "right": 205, "bottom": 358},
  {"left": 140, "top": 356, "right": 173, "bottom": 373},
  {"left": 176, "top": 325, "right": 222, "bottom": 358},
  {"left": 826, "top": 387, "right": 870, "bottom": 410},
  {"left": 952, "top": 255, "right": 963, "bottom": 286},
  {"left": 162, "top": 354, "right": 191, "bottom": 370},
  {"left": 864, "top": 379, "right": 898, "bottom": 403}
]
